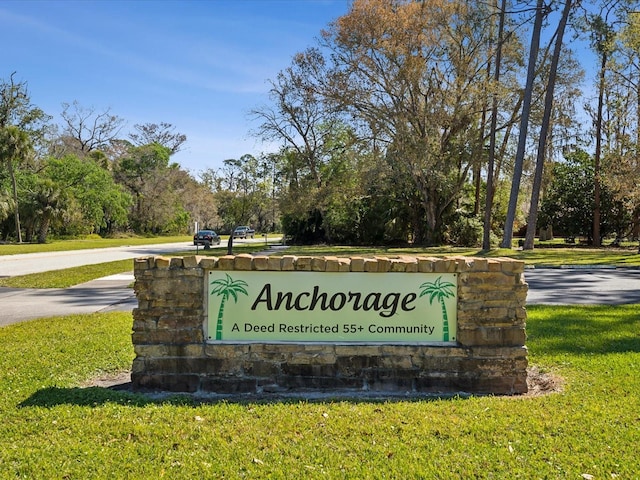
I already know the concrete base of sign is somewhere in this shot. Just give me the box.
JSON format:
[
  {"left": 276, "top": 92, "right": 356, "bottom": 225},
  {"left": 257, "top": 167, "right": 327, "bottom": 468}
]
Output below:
[{"left": 132, "top": 254, "right": 528, "bottom": 396}]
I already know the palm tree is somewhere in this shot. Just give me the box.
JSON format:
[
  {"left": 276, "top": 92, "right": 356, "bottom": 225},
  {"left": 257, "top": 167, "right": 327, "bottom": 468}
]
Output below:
[
  {"left": 0, "top": 126, "right": 33, "bottom": 243},
  {"left": 0, "top": 190, "right": 14, "bottom": 224},
  {"left": 419, "top": 276, "right": 456, "bottom": 342},
  {"left": 32, "top": 179, "right": 64, "bottom": 244},
  {"left": 210, "top": 274, "right": 249, "bottom": 340}
]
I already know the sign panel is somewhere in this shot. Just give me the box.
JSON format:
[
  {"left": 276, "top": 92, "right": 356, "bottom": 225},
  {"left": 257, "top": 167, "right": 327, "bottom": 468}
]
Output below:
[{"left": 207, "top": 271, "right": 457, "bottom": 343}]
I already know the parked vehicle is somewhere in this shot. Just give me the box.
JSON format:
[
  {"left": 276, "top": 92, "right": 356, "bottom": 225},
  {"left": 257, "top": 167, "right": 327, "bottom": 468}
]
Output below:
[
  {"left": 233, "top": 226, "right": 255, "bottom": 239},
  {"left": 193, "top": 230, "right": 221, "bottom": 246}
]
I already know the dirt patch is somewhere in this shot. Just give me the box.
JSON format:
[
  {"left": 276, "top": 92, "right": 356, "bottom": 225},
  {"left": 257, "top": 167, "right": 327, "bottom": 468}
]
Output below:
[
  {"left": 82, "top": 371, "right": 132, "bottom": 390},
  {"left": 84, "top": 366, "right": 563, "bottom": 399},
  {"left": 523, "top": 365, "right": 564, "bottom": 397}
]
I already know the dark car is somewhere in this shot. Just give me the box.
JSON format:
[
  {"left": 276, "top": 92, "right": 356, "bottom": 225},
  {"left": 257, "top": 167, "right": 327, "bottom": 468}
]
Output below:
[
  {"left": 233, "top": 226, "right": 255, "bottom": 239},
  {"left": 193, "top": 230, "right": 221, "bottom": 246}
]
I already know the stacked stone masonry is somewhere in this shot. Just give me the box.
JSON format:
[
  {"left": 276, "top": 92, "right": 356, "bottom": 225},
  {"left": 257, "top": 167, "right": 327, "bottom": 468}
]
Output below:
[{"left": 132, "top": 254, "right": 528, "bottom": 395}]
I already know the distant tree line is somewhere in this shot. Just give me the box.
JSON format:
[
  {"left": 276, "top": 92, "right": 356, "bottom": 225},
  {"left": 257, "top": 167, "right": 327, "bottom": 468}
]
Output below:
[
  {"left": 250, "top": 0, "right": 640, "bottom": 249},
  {"left": 2, "top": 0, "right": 640, "bottom": 250}
]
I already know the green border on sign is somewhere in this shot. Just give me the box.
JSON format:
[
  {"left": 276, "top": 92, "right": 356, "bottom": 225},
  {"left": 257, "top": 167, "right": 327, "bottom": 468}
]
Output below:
[{"left": 207, "top": 272, "right": 457, "bottom": 343}]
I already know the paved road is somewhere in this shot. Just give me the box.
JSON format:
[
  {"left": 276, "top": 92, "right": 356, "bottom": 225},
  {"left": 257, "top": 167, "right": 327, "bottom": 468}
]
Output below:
[
  {"left": 0, "top": 242, "right": 195, "bottom": 277},
  {"left": 0, "top": 238, "right": 275, "bottom": 277},
  {"left": 1, "top": 247, "right": 639, "bottom": 326},
  {"left": 525, "top": 267, "right": 640, "bottom": 305},
  {"left": 0, "top": 273, "right": 137, "bottom": 327},
  {"left": 0, "top": 240, "right": 274, "bottom": 326}
]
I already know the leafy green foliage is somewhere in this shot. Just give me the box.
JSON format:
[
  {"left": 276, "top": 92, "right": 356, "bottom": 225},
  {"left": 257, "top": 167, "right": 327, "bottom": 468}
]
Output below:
[
  {"left": 45, "top": 155, "right": 131, "bottom": 237},
  {"left": 446, "top": 215, "right": 484, "bottom": 247},
  {"left": 539, "top": 149, "right": 631, "bottom": 240}
]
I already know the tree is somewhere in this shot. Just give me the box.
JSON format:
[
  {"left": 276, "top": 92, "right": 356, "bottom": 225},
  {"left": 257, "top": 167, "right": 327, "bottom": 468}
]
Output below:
[
  {"left": 539, "top": 150, "right": 595, "bottom": 239},
  {"left": 129, "top": 122, "right": 186, "bottom": 154},
  {"left": 523, "top": 0, "right": 576, "bottom": 250},
  {"left": 30, "top": 178, "right": 64, "bottom": 244},
  {"left": 0, "top": 126, "right": 33, "bottom": 242},
  {"left": 209, "top": 154, "right": 278, "bottom": 233},
  {"left": 603, "top": 9, "right": 640, "bottom": 250},
  {"left": 0, "top": 73, "right": 51, "bottom": 242},
  {"left": 501, "top": 0, "right": 548, "bottom": 248},
  {"left": 115, "top": 143, "right": 197, "bottom": 234},
  {"left": 483, "top": 0, "right": 508, "bottom": 250},
  {"left": 0, "top": 188, "right": 12, "bottom": 225},
  {"left": 44, "top": 155, "right": 131, "bottom": 237},
  {"left": 60, "top": 100, "right": 125, "bottom": 154},
  {"left": 0, "top": 73, "right": 50, "bottom": 135},
  {"left": 539, "top": 148, "right": 629, "bottom": 240},
  {"left": 252, "top": 48, "right": 339, "bottom": 189},
  {"left": 322, "top": 0, "right": 501, "bottom": 244},
  {"left": 589, "top": 11, "right": 616, "bottom": 247}
]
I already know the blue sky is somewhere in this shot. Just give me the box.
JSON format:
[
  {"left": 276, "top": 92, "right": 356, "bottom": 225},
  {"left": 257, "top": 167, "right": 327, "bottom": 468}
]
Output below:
[{"left": 0, "top": 0, "right": 351, "bottom": 174}]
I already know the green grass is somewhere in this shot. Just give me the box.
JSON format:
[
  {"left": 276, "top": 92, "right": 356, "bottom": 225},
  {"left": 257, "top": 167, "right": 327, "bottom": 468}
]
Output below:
[
  {"left": 0, "top": 305, "right": 639, "bottom": 478},
  {"left": 0, "top": 259, "right": 135, "bottom": 288},
  {"left": 0, "top": 235, "right": 191, "bottom": 256},
  {"left": 280, "top": 244, "right": 640, "bottom": 267}
]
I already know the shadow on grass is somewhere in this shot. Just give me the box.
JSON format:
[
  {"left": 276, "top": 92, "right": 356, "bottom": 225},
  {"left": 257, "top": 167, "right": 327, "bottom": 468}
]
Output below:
[
  {"left": 527, "top": 305, "right": 640, "bottom": 355},
  {"left": 18, "top": 384, "right": 469, "bottom": 409},
  {"left": 17, "top": 385, "right": 196, "bottom": 408}
]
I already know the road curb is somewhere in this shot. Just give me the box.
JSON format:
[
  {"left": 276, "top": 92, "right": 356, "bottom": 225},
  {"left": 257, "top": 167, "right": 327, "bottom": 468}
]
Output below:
[{"left": 527, "top": 265, "right": 640, "bottom": 270}]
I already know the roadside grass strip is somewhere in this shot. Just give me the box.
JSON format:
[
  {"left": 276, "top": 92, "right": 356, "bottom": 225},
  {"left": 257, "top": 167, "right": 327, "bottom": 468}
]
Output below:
[
  {"left": 0, "top": 260, "right": 135, "bottom": 288},
  {"left": 0, "top": 235, "right": 191, "bottom": 256},
  {"left": 0, "top": 305, "right": 639, "bottom": 478},
  {"left": 281, "top": 245, "right": 640, "bottom": 267}
]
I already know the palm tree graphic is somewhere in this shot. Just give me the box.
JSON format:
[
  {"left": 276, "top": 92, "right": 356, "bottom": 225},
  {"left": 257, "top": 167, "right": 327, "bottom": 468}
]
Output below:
[
  {"left": 210, "top": 274, "right": 248, "bottom": 340},
  {"left": 419, "top": 276, "right": 456, "bottom": 341}
]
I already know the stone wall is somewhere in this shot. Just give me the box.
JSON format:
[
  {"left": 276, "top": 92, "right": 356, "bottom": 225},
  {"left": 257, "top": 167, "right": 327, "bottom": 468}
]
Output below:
[{"left": 132, "top": 254, "right": 528, "bottom": 395}]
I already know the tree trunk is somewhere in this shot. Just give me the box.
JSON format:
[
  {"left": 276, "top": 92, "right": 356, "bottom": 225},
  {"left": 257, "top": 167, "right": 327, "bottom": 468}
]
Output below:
[
  {"left": 483, "top": 0, "right": 506, "bottom": 250},
  {"left": 7, "top": 157, "right": 22, "bottom": 243},
  {"left": 501, "top": 0, "right": 545, "bottom": 249},
  {"left": 38, "top": 212, "right": 50, "bottom": 244},
  {"left": 524, "top": 0, "right": 573, "bottom": 250},
  {"left": 593, "top": 50, "right": 607, "bottom": 247}
]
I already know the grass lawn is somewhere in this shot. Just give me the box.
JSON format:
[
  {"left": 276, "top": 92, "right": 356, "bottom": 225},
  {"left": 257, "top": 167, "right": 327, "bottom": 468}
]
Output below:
[
  {"left": 0, "top": 305, "right": 638, "bottom": 478},
  {"left": 0, "top": 235, "right": 192, "bottom": 256},
  {"left": 279, "top": 244, "right": 640, "bottom": 267}
]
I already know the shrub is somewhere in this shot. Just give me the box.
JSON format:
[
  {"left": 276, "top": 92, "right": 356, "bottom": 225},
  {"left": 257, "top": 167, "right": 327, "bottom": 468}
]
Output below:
[{"left": 447, "top": 215, "right": 483, "bottom": 247}]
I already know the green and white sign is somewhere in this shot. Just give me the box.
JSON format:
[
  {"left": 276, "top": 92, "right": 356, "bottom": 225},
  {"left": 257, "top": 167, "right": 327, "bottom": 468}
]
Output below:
[{"left": 207, "top": 272, "right": 457, "bottom": 343}]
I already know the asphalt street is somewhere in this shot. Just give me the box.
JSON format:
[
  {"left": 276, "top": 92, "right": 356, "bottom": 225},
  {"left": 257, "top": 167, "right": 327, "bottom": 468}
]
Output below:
[
  {"left": 0, "top": 240, "right": 268, "bottom": 326},
  {"left": 525, "top": 267, "right": 640, "bottom": 305},
  {"left": 0, "top": 242, "right": 195, "bottom": 277},
  {"left": 1, "top": 257, "right": 639, "bottom": 326},
  {"left": 0, "top": 273, "right": 137, "bottom": 327}
]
